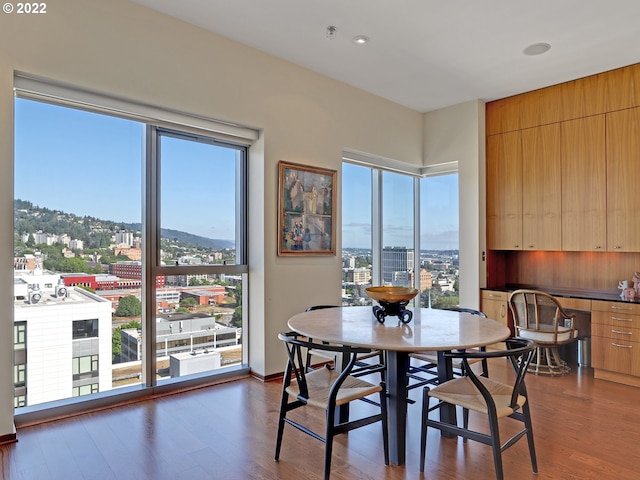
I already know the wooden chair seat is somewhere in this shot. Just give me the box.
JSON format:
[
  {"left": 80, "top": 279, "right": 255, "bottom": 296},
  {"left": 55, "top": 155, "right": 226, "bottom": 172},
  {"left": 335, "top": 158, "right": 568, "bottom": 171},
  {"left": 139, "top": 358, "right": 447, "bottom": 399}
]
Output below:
[
  {"left": 427, "top": 374, "right": 526, "bottom": 417},
  {"left": 286, "top": 365, "right": 383, "bottom": 408}
]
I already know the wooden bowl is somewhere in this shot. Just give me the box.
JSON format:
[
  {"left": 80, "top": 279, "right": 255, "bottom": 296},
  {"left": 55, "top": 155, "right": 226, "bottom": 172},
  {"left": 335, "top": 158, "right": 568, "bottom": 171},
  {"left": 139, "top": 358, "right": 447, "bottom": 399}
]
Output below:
[{"left": 365, "top": 286, "right": 418, "bottom": 303}]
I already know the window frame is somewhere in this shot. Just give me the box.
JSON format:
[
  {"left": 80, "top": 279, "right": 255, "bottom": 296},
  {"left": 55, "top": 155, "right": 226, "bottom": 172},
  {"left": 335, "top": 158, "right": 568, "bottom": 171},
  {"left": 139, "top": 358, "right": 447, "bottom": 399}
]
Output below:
[
  {"left": 13, "top": 78, "right": 252, "bottom": 419},
  {"left": 342, "top": 159, "right": 459, "bottom": 307},
  {"left": 72, "top": 319, "right": 99, "bottom": 340}
]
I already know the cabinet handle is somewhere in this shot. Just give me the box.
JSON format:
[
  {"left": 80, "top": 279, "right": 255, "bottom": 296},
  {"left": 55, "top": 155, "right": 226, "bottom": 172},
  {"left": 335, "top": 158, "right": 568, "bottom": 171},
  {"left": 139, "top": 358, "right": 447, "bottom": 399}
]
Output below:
[
  {"left": 500, "top": 304, "right": 505, "bottom": 318},
  {"left": 611, "top": 316, "right": 633, "bottom": 322},
  {"left": 594, "top": 246, "right": 602, "bottom": 249},
  {"left": 612, "top": 306, "right": 633, "bottom": 311},
  {"left": 612, "top": 343, "right": 633, "bottom": 348},
  {"left": 513, "top": 244, "right": 520, "bottom": 248},
  {"left": 611, "top": 329, "right": 633, "bottom": 335},
  {"left": 614, "top": 245, "right": 622, "bottom": 249},
  {"left": 528, "top": 245, "right": 534, "bottom": 248}
]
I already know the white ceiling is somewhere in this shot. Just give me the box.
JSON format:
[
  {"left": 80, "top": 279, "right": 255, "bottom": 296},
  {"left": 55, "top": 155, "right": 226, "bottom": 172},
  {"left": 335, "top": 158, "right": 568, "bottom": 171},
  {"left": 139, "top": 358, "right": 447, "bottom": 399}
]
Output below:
[{"left": 132, "top": 0, "right": 640, "bottom": 113}]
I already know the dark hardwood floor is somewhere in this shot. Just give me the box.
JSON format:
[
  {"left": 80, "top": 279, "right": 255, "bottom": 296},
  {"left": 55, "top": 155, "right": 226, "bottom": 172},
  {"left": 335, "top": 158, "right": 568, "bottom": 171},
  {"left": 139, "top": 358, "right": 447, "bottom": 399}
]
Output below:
[{"left": 2, "top": 358, "right": 640, "bottom": 479}]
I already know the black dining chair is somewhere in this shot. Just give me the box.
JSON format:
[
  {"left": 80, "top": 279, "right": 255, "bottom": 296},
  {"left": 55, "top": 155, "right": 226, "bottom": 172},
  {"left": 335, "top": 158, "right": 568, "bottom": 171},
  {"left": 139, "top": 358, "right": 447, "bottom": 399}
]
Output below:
[
  {"left": 304, "top": 305, "right": 386, "bottom": 383},
  {"left": 275, "top": 331, "right": 389, "bottom": 480},
  {"left": 420, "top": 337, "right": 537, "bottom": 480},
  {"left": 407, "top": 307, "right": 490, "bottom": 392}
]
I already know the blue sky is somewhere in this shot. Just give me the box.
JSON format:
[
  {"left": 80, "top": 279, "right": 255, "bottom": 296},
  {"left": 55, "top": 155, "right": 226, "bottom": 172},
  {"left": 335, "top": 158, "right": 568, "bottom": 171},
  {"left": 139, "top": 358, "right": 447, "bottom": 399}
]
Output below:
[
  {"left": 15, "top": 99, "right": 144, "bottom": 223},
  {"left": 15, "top": 98, "right": 238, "bottom": 241},
  {"left": 16, "top": 97, "right": 458, "bottom": 249},
  {"left": 342, "top": 163, "right": 459, "bottom": 250}
]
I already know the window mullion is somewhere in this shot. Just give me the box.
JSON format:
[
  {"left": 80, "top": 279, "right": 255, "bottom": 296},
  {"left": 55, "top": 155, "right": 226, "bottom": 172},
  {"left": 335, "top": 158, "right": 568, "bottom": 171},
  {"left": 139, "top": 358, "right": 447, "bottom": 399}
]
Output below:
[
  {"left": 142, "top": 125, "right": 159, "bottom": 387},
  {"left": 413, "top": 176, "right": 421, "bottom": 302},
  {"left": 371, "top": 169, "right": 383, "bottom": 286}
]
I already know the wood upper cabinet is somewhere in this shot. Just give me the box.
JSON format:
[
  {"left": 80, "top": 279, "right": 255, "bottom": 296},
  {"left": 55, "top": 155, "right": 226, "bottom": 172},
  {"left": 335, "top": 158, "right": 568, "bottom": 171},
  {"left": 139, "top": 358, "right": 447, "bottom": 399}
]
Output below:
[
  {"left": 487, "top": 131, "right": 522, "bottom": 250},
  {"left": 561, "top": 115, "right": 607, "bottom": 251},
  {"left": 521, "top": 124, "right": 562, "bottom": 250},
  {"left": 606, "top": 107, "right": 640, "bottom": 252}
]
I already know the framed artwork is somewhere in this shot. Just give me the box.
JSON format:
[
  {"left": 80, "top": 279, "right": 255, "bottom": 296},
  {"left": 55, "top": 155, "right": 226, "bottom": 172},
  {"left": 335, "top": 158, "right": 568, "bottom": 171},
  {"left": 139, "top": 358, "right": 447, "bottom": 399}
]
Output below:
[{"left": 278, "top": 160, "right": 336, "bottom": 256}]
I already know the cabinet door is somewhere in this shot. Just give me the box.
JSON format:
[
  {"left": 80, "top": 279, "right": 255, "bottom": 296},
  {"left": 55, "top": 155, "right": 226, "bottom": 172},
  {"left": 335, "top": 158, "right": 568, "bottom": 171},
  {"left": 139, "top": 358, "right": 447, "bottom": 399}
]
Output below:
[
  {"left": 487, "top": 132, "right": 522, "bottom": 250},
  {"left": 521, "top": 124, "right": 562, "bottom": 250},
  {"left": 561, "top": 116, "right": 606, "bottom": 251},
  {"left": 481, "top": 291, "right": 509, "bottom": 326},
  {"left": 606, "top": 107, "right": 640, "bottom": 251},
  {"left": 481, "top": 291, "right": 509, "bottom": 350}
]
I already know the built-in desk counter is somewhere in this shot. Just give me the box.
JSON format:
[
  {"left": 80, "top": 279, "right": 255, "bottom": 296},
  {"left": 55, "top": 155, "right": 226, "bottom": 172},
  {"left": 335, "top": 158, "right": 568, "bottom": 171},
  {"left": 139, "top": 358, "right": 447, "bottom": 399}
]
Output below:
[{"left": 482, "top": 286, "right": 640, "bottom": 387}]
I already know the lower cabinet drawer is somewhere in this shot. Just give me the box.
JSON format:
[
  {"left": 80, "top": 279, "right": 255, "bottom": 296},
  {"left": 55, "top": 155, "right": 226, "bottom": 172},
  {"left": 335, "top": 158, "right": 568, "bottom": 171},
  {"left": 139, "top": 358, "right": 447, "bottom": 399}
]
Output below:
[
  {"left": 592, "top": 336, "right": 640, "bottom": 376},
  {"left": 592, "top": 322, "right": 640, "bottom": 343}
]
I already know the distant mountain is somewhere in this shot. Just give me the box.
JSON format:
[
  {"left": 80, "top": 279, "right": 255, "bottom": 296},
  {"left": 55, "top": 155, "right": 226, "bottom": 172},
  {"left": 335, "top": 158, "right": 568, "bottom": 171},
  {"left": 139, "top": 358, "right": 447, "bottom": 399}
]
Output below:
[
  {"left": 124, "top": 223, "right": 234, "bottom": 250},
  {"left": 14, "top": 200, "right": 234, "bottom": 251}
]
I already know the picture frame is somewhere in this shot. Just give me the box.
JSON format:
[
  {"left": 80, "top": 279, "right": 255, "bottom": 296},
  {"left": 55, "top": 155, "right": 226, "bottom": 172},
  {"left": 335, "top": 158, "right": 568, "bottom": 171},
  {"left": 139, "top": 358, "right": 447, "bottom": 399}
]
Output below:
[{"left": 278, "top": 160, "right": 336, "bottom": 256}]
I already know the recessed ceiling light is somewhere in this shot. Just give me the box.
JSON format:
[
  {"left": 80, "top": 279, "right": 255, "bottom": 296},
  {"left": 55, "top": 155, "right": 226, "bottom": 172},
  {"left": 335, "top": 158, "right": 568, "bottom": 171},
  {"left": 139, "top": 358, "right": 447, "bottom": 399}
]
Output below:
[
  {"left": 523, "top": 43, "right": 551, "bottom": 56},
  {"left": 353, "top": 35, "right": 370, "bottom": 45}
]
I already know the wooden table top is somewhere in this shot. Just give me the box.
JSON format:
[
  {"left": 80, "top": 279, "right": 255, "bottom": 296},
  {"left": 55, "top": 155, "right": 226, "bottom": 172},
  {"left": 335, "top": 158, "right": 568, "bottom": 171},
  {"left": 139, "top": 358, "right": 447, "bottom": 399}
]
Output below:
[{"left": 288, "top": 306, "right": 510, "bottom": 352}]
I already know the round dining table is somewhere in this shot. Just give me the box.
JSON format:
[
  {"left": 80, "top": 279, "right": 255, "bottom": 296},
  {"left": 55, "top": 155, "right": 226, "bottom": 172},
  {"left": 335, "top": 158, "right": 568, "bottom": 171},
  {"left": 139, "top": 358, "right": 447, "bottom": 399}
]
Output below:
[{"left": 287, "top": 306, "right": 510, "bottom": 466}]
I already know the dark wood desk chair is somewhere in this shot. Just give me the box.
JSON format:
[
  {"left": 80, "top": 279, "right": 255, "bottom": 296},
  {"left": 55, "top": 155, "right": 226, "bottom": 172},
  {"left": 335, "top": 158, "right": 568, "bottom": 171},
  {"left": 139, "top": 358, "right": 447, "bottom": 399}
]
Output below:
[
  {"left": 275, "top": 332, "right": 389, "bottom": 480},
  {"left": 508, "top": 289, "right": 578, "bottom": 375},
  {"left": 420, "top": 337, "right": 537, "bottom": 480}
]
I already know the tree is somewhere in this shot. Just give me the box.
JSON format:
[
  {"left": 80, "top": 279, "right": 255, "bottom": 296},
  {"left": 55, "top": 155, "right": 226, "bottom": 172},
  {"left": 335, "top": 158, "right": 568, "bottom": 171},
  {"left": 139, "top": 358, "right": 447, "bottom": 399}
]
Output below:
[
  {"left": 230, "top": 305, "right": 242, "bottom": 328},
  {"left": 25, "top": 233, "right": 35, "bottom": 248},
  {"left": 431, "top": 295, "right": 460, "bottom": 310},
  {"left": 179, "top": 297, "right": 197, "bottom": 308},
  {"left": 115, "top": 295, "right": 142, "bottom": 317},
  {"left": 112, "top": 320, "right": 141, "bottom": 362},
  {"left": 231, "top": 283, "right": 242, "bottom": 306}
]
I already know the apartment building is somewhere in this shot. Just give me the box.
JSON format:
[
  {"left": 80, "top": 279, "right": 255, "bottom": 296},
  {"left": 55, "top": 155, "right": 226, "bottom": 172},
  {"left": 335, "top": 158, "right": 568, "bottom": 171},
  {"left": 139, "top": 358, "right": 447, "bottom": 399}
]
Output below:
[{"left": 13, "top": 277, "right": 112, "bottom": 407}]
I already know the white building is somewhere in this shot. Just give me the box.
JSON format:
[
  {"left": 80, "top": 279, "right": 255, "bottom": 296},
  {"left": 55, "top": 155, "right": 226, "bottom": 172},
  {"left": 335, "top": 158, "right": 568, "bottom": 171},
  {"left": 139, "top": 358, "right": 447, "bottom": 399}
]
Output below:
[
  {"left": 120, "top": 312, "right": 241, "bottom": 363},
  {"left": 69, "top": 239, "right": 84, "bottom": 250},
  {"left": 14, "top": 274, "right": 112, "bottom": 407},
  {"left": 115, "top": 231, "right": 134, "bottom": 246}
]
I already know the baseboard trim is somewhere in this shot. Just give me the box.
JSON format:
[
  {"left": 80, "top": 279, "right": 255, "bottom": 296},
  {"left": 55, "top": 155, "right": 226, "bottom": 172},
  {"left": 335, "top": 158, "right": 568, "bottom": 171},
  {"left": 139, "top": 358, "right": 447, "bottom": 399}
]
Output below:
[{"left": 0, "top": 425, "right": 17, "bottom": 445}]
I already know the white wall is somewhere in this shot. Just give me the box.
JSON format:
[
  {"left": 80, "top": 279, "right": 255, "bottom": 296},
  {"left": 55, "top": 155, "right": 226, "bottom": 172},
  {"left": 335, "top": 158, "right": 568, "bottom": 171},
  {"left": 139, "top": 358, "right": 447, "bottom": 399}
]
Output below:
[
  {"left": 0, "top": 0, "right": 426, "bottom": 436},
  {"left": 423, "top": 100, "right": 485, "bottom": 309}
]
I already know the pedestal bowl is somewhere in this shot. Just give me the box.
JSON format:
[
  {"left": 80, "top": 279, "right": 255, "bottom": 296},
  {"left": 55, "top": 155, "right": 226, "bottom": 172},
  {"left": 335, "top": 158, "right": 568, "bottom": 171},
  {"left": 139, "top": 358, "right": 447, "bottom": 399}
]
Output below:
[{"left": 365, "top": 286, "right": 418, "bottom": 324}]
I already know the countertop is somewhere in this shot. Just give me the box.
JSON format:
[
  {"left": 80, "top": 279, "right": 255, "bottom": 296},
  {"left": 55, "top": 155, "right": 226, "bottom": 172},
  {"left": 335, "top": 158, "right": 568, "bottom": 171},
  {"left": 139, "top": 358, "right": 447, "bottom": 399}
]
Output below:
[{"left": 483, "top": 284, "right": 640, "bottom": 304}]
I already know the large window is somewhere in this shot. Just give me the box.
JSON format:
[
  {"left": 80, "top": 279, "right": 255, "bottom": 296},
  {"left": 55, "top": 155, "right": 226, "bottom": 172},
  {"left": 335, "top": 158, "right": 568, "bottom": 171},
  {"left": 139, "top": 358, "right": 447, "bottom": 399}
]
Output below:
[
  {"left": 342, "top": 161, "right": 459, "bottom": 308},
  {"left": 341, "top": 163, "right": 372, "bottom": 305},
  {"left": 420, "top": 174, "right": 459, "bottom": 309},
  {"left": 14, "top": 90, "right": 249, "bottom": 411}
]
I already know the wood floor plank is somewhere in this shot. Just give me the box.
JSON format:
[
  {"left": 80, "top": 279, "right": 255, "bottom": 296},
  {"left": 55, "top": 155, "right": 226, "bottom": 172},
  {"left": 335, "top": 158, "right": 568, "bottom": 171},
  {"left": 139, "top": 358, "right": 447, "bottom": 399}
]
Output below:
[{"left": 3, "top": 358, "right": 640, "bottom": 479}]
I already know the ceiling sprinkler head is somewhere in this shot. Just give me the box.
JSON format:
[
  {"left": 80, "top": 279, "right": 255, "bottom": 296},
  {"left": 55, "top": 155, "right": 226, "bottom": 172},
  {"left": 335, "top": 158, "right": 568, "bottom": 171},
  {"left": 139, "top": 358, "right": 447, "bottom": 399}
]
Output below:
[{"left": 326, "top": 25, "right": 337, "bottom": 39}]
